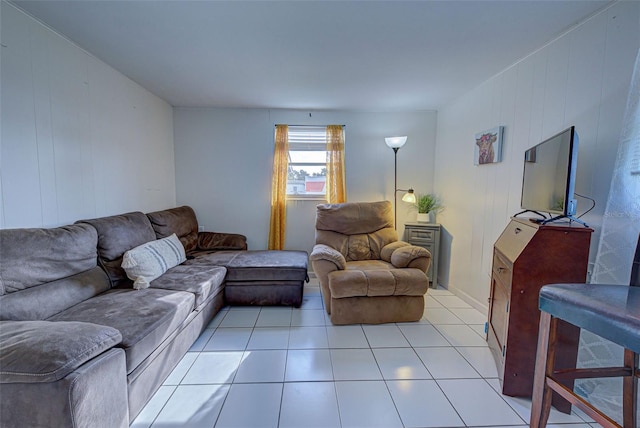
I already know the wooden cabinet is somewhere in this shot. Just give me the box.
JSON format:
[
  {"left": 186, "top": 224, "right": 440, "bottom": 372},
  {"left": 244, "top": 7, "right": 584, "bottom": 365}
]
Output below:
[
  {"left": 487, "top": 218, "right": 592, "bottom": 410},
  {"left": 404, "top": 222, "right": 440, "bottom": 288}
]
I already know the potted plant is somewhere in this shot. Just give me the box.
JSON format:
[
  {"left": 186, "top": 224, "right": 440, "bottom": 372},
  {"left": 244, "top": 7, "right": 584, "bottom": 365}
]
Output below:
[{"left": 415, "top": 193, "right": 443, "bottom": 222}]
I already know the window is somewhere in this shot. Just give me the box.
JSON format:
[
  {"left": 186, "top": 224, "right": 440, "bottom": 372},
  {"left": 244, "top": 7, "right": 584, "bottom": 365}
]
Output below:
[{"left": 287, "top": 126, "right": 327, "bottom": 197}]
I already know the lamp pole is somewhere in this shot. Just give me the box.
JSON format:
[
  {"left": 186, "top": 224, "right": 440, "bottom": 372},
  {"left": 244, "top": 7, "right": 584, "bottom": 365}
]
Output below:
[
  {"left": 393, "top": 147, "right": 399, "bottom": 228},
  {"left": 385, "top": 136, "right": 408, "bottom": 230}
]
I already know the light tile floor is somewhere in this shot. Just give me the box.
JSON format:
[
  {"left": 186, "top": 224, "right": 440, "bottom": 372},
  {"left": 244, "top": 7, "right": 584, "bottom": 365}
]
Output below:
[{"left": 131, "top": 279, "right": 599, "bottom": 428}]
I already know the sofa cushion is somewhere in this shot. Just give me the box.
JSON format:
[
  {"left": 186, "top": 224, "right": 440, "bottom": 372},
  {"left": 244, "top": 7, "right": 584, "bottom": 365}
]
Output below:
[
  {"left": 345, "top": 260, "right": 394, "bottom": 271},
  {"left": 187, "top": 250, "right": 308, "bottom": 283},
  {"left": 196, "top": 231, "right": 248, "bottom": 252},
  {"left": 0, "top": 267, "right": 110, "bottom": 321},
  {"left": 48, "top": 288, "right": 195, "bottom": 372},
  {"left": 328, "top": 268, "right": 428, "bottom": 299},
  {"left": 184, "top": 250, "right": 243, "bottom": 267},
  {"left": 78, "top": 212, "right": 157, "bottom": 287},
  {"left": 223, "top": 250, "right": 308, "bottom": 282},
  {"left": 146, "top": 206, "right": 199, "bottom": 253},
  {"left": 0, "top": 224, "right": 98, "bottom": 295},
  {"left": 122, "top": 234, "right": 186, "bottom": 289},
  {"left": 0, "top": 320, "right": 122, "bottom": 383},
  {"left": 150, "top": 264, "right": 226, "bottom": 307}
]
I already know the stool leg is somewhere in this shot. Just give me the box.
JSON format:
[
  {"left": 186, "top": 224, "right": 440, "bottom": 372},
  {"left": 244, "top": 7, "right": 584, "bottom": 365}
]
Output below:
[
  {"left": 623, "top": 349, "right": 638, "bottom": 428},
  {"left": 531, "top": 312, "right": 557, "bottom": 428}
]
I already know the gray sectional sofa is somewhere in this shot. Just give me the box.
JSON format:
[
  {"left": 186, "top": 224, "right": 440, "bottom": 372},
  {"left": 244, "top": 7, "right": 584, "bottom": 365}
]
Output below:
[{"left": 0, "top": 206, "right": 307, "bottom": 428}]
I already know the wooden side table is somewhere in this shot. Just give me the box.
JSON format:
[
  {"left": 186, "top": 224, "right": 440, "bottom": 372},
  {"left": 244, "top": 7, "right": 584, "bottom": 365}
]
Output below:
[{"left": 404, "top": 222, "right": 440, "bottom": 288}]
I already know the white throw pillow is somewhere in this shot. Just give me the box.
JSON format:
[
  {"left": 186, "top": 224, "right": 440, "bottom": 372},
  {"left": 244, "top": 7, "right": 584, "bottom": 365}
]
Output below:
[{"left": 121, "top": 233, "right": 186, "bottom": 290}]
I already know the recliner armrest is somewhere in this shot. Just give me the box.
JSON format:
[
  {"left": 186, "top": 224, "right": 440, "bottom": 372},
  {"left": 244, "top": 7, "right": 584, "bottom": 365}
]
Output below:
[
  {"left": 197, "top": 231, "right": 247, "bottom": 251},
  {"left": 380, "top": 241, "right": 410, "bottom": 262},
  {"left": 310, "top": 244, "right": 346, "bottom": 270},
  {"left": 387, "top": 244, "right": 431, "bottom": 272}
]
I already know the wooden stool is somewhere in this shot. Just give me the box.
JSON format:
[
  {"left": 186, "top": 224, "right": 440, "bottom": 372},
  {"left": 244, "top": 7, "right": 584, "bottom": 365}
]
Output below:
[{"left": 530, "top": 239, "right": 640, "bottom": 427}]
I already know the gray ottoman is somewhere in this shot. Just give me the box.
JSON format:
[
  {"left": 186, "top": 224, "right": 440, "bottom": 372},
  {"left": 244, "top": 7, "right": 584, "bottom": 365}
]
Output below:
[{"left": 223, "top": 250, "right": 309, "bottom": 307}]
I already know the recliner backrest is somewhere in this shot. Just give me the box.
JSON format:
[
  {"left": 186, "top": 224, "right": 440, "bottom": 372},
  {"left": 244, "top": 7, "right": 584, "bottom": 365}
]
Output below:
[{"left": 315, "top": 201, "right": 398, "bottom": 261}]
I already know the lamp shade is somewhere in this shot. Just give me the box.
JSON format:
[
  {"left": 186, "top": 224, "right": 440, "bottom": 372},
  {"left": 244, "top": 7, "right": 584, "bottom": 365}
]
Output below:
[
  {"left": 385, "top": 136, "right": 407, "bottom": 149},
  {"left": 401, "top": 188, "right": 416, "bottom": 204}
]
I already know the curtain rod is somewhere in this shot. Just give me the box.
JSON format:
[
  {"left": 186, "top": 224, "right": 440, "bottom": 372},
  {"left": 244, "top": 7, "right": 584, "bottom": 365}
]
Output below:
[{"left": 275, "top": 124, "right": 346, "bottom": 127}]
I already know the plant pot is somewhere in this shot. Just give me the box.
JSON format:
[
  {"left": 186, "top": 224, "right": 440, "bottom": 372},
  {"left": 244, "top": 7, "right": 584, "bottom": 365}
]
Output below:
[{"left": 416, "top": 213, "right": 430, "bottom": 223}]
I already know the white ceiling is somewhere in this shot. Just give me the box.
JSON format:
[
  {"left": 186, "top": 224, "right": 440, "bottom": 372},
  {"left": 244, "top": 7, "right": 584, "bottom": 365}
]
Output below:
[{"left": 11, "top": 0, "right": 612, "bottom": 111}]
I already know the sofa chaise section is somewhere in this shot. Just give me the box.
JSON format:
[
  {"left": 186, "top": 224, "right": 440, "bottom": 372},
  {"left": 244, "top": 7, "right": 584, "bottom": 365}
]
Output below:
[
  {"left": 221, "top": 250, "right": 309, "bottom": 306},
  {"left": 147, "top": 206, "right": 308, "bottom": 307}
]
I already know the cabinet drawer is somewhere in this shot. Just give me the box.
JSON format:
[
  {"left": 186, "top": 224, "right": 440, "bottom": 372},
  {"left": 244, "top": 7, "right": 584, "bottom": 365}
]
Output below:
[
  {"left": 409, "top": 239, "right": 434, "bottom": 249},
  {"left": 412, "top": 243, "right": 434, "bottom": 256},
  {"left": 407, "top": 228, "right": 435, "bottom": 242},
  {"left": 492, "top": 252, "right": 513, "bottom": 286}
]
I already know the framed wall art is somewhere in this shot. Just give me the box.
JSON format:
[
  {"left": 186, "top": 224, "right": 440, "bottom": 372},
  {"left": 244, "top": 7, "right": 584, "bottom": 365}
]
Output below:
[{"left": 474, "top": 126, "right": 504, "bottom": 165}]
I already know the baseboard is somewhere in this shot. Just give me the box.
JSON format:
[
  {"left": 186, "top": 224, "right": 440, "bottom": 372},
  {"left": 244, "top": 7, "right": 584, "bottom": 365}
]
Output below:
[{"left": 448, "top": 285, "right": 488, "bottom": 315}]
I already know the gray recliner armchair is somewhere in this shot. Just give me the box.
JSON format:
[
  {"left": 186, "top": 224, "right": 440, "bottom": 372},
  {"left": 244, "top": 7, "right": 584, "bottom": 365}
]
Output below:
[{"left": 310, "top": 200, "right": 431, "bottom": 325}]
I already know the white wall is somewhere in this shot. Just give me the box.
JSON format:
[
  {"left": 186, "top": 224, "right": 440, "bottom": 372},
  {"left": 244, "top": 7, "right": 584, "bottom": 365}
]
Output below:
[
  {"left": 173, "top": 108, "right": 437, "bottom": 256},
  {"left": 1, "top": 2, "right": 176, "bottom": 228},
  {"left": 433, "top": 1, "right": 640, "bottom": 310}
]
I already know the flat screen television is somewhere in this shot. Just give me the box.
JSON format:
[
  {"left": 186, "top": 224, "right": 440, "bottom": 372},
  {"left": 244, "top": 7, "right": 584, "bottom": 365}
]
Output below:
[{"left": 520, "top": 126, "right": 579, "bottom": 220}]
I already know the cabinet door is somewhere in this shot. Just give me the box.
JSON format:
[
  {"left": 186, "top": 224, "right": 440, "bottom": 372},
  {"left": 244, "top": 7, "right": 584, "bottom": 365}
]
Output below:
[
  {"left": 405, "top": 225, "right": 440, "bottom": 287},
  {"left": 416, "top": 242, "right": 435, "bottom": 282},
  {"left": 488, "top": 273, "right": 510, "bottom": 377}
]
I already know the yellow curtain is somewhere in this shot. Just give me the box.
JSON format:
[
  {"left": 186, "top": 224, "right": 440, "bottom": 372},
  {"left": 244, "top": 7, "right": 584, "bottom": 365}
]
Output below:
[
  {"left": 268, "top": 125, "right": 289, "bottom": 250},
  {"left": 326, "top": 125, "right": 346, "bottom": 203}
]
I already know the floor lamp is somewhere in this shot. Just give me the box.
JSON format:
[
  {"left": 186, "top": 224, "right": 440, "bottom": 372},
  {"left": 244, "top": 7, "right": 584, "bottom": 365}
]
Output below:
[{"left": 385, "top": 136, "right": 416, "bottom": 229}]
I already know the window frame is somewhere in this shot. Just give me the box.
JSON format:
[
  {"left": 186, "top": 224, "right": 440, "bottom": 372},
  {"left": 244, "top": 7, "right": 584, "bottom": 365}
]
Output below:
[{"left": 286, "top": 126, "right": 328, "bottom": 201}]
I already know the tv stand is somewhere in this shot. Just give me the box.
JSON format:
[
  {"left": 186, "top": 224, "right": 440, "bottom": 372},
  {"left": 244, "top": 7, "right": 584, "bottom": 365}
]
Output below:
[
  {"left": 539, "top": 214, "right": 589, "bottom": 228},
  {"left": 487, "top": 218, "right": 593, "bottom": 412}
]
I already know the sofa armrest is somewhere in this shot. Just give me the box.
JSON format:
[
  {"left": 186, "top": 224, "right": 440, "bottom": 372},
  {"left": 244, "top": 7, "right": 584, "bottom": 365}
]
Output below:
[
  {"left": 1, "top": 323, "right": 128, "bottom": 428},
  {"left": 1, "top": 321, "right": 128, "bottom": 427},
  {"left": 197, "top": 231, "right": 247, "bottom": 251},
  {"left": 388, "top": 245, "right": 432, "bottom": 272},
  {"left": 0, "top": 320, "right": 122, "bottom": 384},
  {"left": 310, "top": 244, "right": 346, "bottom": 270}
]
